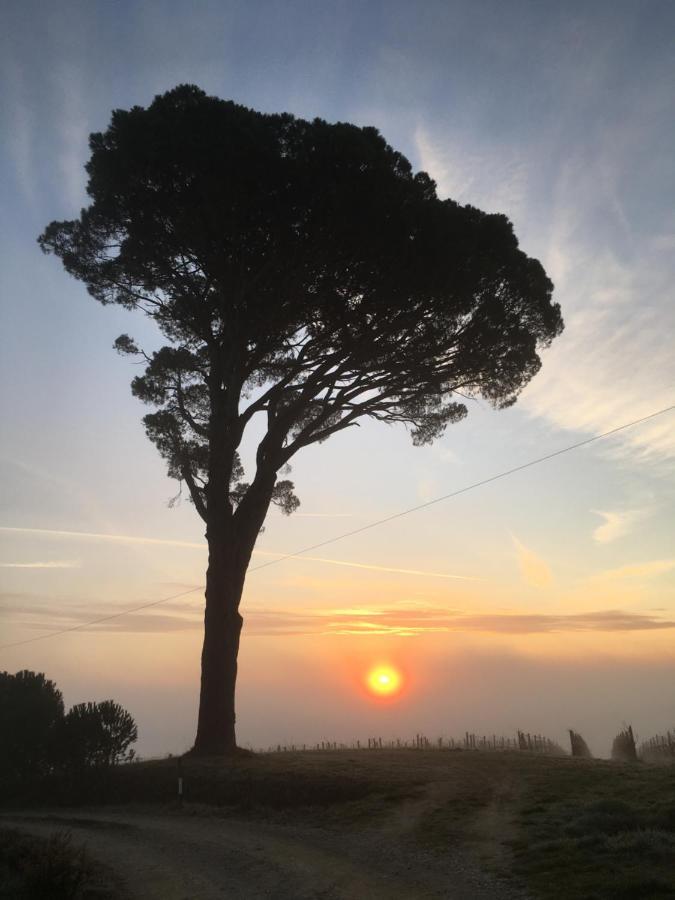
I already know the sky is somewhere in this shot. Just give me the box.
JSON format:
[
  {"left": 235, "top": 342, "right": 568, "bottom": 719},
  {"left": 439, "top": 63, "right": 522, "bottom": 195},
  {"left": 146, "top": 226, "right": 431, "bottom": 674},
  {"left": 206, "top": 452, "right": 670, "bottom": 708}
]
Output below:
[{"left": 1, "top": 0, "right": 674, "bottom": 757}]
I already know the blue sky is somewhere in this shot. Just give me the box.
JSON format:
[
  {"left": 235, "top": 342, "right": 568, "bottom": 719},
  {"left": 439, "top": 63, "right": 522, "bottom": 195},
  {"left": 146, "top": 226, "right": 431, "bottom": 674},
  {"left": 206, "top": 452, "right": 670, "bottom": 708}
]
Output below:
[{"left": 1, "top": 0, "right": 674, "bottom": 754}]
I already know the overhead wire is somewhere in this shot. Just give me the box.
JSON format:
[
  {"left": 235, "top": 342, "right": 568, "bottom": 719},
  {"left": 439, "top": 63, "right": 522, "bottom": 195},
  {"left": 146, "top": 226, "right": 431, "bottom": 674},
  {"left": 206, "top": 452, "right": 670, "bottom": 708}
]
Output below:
[
  {"left": 0, "top": 586, "right": 204, "bottom": 651},
  {"left": 249, "top": 404, "right": 675, "bottom": 573},
  {"left": 1, "top": 401, "right": 673, "bottom": 653}
]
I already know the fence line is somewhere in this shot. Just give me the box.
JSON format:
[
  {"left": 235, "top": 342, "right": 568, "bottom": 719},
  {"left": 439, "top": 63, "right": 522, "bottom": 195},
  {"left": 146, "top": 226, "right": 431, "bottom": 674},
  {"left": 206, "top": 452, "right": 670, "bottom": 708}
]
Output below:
[
  {"left": 263, "top": 730, "right": 566, "bottom": 755},
  {"left": 639, "top": 731, "right": 675, "bottom": 762}
]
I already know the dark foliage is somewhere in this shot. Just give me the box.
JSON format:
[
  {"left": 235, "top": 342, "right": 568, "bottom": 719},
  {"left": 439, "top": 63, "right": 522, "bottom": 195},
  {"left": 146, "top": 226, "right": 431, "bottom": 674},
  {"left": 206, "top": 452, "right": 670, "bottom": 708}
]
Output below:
[
  {"left": 39, "top": 85, "right": 563, "bottom": 752},
  {"left": 0, "top": 671, "right": 137, "bottom": 786},
  {"left": 53, "top": 700, "right": 137, "bottom": 770},
  {"left": 0, "top": 670, "right": 64, "bottom": 779},
  {"left": 0, "top": 828, "right": 116, "bottom": 899},
  {"left": 39, "top": 84, "right": 562, "bottom": 521}
]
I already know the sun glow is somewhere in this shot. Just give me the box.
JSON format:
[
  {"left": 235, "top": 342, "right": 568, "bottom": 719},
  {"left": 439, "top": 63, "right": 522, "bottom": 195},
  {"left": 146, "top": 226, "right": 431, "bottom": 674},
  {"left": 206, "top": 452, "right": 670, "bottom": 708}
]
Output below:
[{"left": 366, "top": 665, "right": 403, "bottom": 696}]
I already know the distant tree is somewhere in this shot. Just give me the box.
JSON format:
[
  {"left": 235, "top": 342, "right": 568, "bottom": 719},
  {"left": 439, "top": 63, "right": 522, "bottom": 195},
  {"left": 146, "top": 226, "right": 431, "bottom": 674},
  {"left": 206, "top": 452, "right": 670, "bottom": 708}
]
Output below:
[
  {"left": 39, "top": 85, "right": 563, "bottom": 755},
  {"left": 54, "top": 700, "right": 137, "bottom": 769},
  {"left": 0, "top": 670, "right": 64, "bottom": 778}
]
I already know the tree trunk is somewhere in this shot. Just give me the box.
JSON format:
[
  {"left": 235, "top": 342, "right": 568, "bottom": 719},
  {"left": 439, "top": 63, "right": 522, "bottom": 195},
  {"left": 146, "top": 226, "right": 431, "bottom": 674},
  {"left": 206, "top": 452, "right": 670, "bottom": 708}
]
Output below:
[
  {"left": 190, "top": 474, "right": 276, "bottom": 756},
  {"left": 191, "top": 536, "right": 247, "bottom": 756}
]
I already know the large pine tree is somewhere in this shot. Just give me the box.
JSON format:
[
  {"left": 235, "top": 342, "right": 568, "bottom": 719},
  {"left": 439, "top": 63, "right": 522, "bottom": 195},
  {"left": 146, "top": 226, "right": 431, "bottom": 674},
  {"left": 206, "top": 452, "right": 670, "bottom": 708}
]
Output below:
[{"left": 40, "top": 86, "right": 562, "bottom": 754}]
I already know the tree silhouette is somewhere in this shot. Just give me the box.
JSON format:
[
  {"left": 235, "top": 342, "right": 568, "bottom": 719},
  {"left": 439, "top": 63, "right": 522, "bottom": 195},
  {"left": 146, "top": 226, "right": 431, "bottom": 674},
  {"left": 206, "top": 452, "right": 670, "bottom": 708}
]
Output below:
[
  {"left": 40, "top": 85, "right": 563, "bottom": 755},
  {"left": 0, "top": 670, "right": 64, "bottom": 777},
  {"left": 53, "top": 700, "right": 137, "bottom": 769}
]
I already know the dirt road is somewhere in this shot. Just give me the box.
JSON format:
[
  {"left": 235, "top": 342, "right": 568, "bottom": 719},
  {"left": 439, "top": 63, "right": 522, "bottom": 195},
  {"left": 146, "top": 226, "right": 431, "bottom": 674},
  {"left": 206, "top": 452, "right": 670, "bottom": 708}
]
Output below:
[{"left": 1, "top": 805, "right": 526, "bottom": 899}]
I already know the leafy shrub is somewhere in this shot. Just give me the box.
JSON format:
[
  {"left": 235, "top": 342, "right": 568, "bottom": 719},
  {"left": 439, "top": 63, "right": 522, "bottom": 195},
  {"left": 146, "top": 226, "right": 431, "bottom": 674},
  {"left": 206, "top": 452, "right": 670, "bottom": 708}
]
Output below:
[{"left": 53, "top": 700, "right": 137, "bottom": 769}]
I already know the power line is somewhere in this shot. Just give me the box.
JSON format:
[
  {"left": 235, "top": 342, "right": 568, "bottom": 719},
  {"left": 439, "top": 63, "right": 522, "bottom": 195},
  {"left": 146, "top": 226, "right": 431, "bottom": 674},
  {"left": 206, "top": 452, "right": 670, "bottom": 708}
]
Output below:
[
  {"left": 1, "top": 402, "right": 673, "bottom": 653},
  {"left": 0, "top": 586, "right": 203, "bottom": 652},
  {"left": 248, "top": 403, "right": 675, "bottom": 572}
]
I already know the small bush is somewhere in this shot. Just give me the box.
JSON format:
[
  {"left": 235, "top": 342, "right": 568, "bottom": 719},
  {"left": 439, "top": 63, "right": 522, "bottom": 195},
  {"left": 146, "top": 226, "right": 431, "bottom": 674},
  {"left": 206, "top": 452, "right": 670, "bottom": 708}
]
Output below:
[{"left": 0, "top": 828, "right": 92, "bottom": 899}]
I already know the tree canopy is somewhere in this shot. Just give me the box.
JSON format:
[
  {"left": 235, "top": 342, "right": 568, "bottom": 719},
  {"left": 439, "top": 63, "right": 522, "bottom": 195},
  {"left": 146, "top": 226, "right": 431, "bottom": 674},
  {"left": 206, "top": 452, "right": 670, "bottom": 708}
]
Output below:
[
  {"left": 0, "top": 670, "right": 64, "bottom": 777},
  {"left": 40, "top": 85, "right": 562, "bottom": 526}
]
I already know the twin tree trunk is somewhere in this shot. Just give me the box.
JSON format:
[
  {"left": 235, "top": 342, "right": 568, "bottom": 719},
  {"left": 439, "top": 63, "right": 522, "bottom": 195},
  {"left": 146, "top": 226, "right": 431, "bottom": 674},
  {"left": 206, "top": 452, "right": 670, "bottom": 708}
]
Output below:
[{"left": 191, "top": 472, "right": 276, "bottom": 756}]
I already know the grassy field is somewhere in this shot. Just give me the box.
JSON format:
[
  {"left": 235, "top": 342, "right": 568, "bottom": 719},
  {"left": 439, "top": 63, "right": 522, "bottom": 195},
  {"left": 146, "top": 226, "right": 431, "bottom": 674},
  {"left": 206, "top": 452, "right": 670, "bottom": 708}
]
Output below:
[{"left": 3, "top": 749, "right": 674, "bottom": 899}]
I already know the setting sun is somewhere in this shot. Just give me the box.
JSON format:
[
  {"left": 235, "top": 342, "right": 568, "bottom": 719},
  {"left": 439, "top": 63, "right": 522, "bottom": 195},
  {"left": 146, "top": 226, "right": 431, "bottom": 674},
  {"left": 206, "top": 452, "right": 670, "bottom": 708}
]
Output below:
[{"left": 366, "top": 665, "right": 403, "bottom": 697}]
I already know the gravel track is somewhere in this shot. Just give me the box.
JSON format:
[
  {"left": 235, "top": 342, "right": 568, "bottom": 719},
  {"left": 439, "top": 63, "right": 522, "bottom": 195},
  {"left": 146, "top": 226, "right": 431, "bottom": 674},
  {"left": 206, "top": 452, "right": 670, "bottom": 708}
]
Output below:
[{"left": 1, "top": 803, "right": 527, "bottom": 899}]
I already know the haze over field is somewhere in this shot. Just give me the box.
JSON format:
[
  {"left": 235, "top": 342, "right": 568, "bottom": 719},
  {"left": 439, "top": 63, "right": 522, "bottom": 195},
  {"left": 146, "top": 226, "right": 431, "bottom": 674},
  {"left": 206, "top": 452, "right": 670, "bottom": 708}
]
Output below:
[{"left": 1, "top": 0, "right": 674, "bottom": 757}]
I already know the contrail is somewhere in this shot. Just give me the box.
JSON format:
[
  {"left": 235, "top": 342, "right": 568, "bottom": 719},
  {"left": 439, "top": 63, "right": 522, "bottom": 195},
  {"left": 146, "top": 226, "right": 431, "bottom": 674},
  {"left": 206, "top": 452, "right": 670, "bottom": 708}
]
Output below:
[
  {"left": 0, "top": 525, "right": 478, "bottom": 581},
  {"left": 0, "top": 525, "right": 205, "bottom": 550},
  {"left": 0, "top": 560, "right": 81, "bottom": 569},
  {"left": 252, "top": 550, "right": 480, "bottom": 580}
]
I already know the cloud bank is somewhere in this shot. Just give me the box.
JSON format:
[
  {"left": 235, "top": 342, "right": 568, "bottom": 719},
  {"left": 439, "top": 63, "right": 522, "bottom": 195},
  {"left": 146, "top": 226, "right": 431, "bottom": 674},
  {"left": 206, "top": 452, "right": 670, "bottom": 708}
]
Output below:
[{"left": 4, "top": 595, "right": 674, "bottom": 638}]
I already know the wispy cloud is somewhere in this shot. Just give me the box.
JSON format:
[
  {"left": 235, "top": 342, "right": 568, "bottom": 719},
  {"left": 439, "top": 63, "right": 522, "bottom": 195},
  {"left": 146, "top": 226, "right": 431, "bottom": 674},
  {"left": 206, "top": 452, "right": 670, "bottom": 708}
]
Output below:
[
  {"left": 0, "top": 525, "right": 206, "bottom": 550},
  {"left": 512, "top": 537, "right": 553, "bottom": 588},
  {"left": 596, "top": 559, "right": 675, "bottom": 581},
  {"left": 321, "top": 608, "right": 675, "bottom": 637},
  {"left": 53, "top": 62, "right": 89, "bottom": 212},
  {"left": 414, "top": 124, "right": 529, "bottom": 220},
  {"left": 416, "top": 476, "right": 438, "bottom": 503},
  {"left": 254, "top": 551, "right": 480, "bottom": 581},
  {"left": 416, "top": 85, "right": 675, "bottom": 468},
  {"left": 592, "top": 508, "right": 648, "bottom": 544},
  {"left": 5, "top": 596, "right": 673, "bottom": 638},
  {"left": 0, "top": 561, "right": 80, "bottom": 569},
  {"left": 0, "top": 55, "right": 38, "bottom": 210},
  {"left": 269, "top": 512, "right": 357, "bottom": 518},
  {"left": 521, "top": 142, "right": 675, "bottom": 465},
  {"left": 0, "top": 526, "right": 479, "bottom": 581},
  {"left": 434, "top": 446, "right": 460, "bottom": 465}
]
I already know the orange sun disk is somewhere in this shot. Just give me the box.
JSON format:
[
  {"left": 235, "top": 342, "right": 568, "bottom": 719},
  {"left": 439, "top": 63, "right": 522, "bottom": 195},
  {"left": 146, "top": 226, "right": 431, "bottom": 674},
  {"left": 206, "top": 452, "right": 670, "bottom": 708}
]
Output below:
[{"left": 366, "top": 665, "right": 403, "bottom": 696}]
